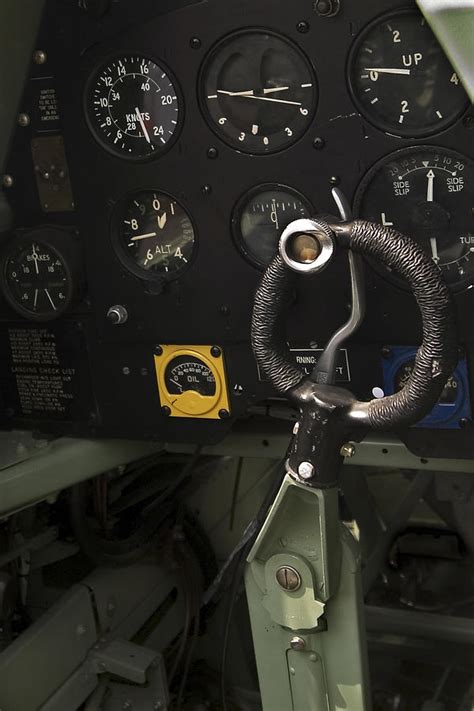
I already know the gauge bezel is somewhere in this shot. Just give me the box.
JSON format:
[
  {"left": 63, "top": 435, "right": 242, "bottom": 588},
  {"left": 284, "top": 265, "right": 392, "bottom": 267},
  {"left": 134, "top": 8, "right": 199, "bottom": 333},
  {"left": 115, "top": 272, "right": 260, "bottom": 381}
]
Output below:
[
  {"left": 83, "top": 51, "right": 184, "bottom": 162},
  {"left": 353, "top": 145, "right": 474, "bottom": 293},
  {"left": 231, "top": 182, "right": 314, "bottom": 269},
  {"left": 0, "top": 229, "right": 75, "bottom": 322},
  {"left": 347, "top": 8, "right": 470, "bottom": 139},
  {"left": 198, "top": 28, "right": 318, "bottom": 155},
  {"left": 110, "top": 189, "right": 198, "bottom": 283}
]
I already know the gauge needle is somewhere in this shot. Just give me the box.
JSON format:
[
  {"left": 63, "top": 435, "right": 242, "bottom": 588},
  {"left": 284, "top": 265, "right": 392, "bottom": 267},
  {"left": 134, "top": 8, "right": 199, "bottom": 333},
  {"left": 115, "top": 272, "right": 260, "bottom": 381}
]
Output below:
[
  {"left": 31, "top": 244, "right": 39, "bottom": 275},
  {"left": 217, "top": 89, "right": 254, "bottom": 97},
  {"left": 263, "top": 86, "right": 289, "bottom": 94},
  {"left": 430, "top": 237, "right": 439, "bottom": 263},
  {"left": 130, "top": 232, "right": 157, "bottom": 241},
  {"left": 44, "top": 288, "right": 57, "bottom": 311},
  {"left": 135, "top": 107, "right": 150, "bottom": 144},
  {"left": 217, "top": 89, "right": 300, "bottom": 105},
  {"left": 363, "top": 67, "right": 411, "bottom": 75},
  {"left": 426, "top": 170, "right": 435, "bottom": 202}
]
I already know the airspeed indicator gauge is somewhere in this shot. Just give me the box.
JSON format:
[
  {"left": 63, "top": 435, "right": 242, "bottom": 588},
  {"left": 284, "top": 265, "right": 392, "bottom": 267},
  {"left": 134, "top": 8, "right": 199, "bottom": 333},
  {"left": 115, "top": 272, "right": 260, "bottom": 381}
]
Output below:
[
  {"left": 200, "top": 30, "right": 317, "bottom": 154},
  {"left": 113, "top": 191, "right": 196, "bottom": 282},
  {"left": 85, "top": 54, "right": 180, "bottom": 159},
  {"left": 348, "top": 9, "right": 469, "bottom": 137},
  {"left": 354, "top": 146, "right": 474, "bottom": 292}
]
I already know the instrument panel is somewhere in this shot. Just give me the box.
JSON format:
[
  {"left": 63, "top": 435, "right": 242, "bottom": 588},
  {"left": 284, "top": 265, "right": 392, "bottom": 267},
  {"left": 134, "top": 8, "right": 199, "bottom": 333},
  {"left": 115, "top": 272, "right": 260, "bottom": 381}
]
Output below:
[{"left": 0, "top": 0, "right": 473, "bottom": 457}]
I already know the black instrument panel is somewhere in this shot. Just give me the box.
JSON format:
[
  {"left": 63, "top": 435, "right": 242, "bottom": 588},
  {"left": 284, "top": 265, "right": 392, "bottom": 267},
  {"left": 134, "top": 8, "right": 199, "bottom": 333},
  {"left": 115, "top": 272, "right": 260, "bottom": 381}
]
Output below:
[{"left": 0, "top": 0, "right": 473, "bottom": 457}]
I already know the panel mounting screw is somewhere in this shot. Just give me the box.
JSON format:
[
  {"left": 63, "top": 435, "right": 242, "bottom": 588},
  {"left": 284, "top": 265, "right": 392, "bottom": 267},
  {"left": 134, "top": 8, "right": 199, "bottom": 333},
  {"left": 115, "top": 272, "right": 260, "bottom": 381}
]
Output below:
[
  {"left": 313, "top": 136, "right": 325, "bottom": 149},
  {"left": 211, "top": 346, "right": 221, "bottom": 357},
  {"left": 290, "top": 636, "right": 306, "bottom": 650},
  {"left": 18, "top": 113, "right": 30, "bottom": 127},
  {"left": 201, "top": 184, "right": 212, "bottom": 195},
  {"left": 297, "top": 21, "right": 310, "bottom": 33},
  {"left": 207, "top": 147, "right": 218, "bottom": 159},
  {"left": 298, "top": 461, "right": 314, "bottom": 479},
  {"left": 2, "top": 174, "right": 13, "bottom": 188},
  {"left": 33, "top": 49, "right": 47, "bottom": 64},
  {"left": 190, "top": 37, "right": 201, "bottom": 50},
  {"left": 276, "top": 566, "right": 302, "bottom": 591},
  {"left": 219, "top": 409, "right": 230, "bottom": 419},
  {"left": 329, "top": 175, "right": 340, "bottom": 185},
  {"left": 340, "top": 443, "right": 356, "bottom": 458},
  {"left": 161, "top": 406, "right": 171, "bottom": 416},
  {"left": 155, "top": 345, "right": 163, "bottom": 355}
]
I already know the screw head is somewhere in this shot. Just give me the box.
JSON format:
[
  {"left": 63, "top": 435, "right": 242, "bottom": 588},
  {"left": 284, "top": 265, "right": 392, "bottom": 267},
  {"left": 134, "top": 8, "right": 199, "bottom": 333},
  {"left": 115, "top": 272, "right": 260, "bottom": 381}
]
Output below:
[
  {"left": 162, "top": 406, "right": 171, "bottom": 417},
  {"left": 298, "top": 461, "right": 314, "bottom": 479},
  {"left": 210, "top": 345, "right": 221, "bottom": 357},
  {"left": 219, "top": 408, "right": 230, "bottom": 419},
  {"left": 313, "top": 136, "right": 325, "bottom": 149},
  {"left": 297, "top": 20, "right": 310, "bottom": 33},
  {"left": 329, "top": 175, "right": 340, "bottom": 185},
  {"left": 381, "top": 346, "right": 392, "bottom": 359},
  {"left": 459, "top": 418, "right": 470, "bottom": 429},
  {"left": 2, "top": 174, "right": 13, "bottom": 188},
  {"left": 276, "top": 566, "right": 302, "bottom": 591},
  {"left": 18, "top": 113, "right": 30, "bottom": 127},
  {"left": 201, "top": 184, "right": 212, "bottom": 195},
  {"left": 33, "top": 49, "right": 47, "bottom": 64},
  {"left": 207, "top": 147, "right": 218, "bottom": 159},
  {"left": 155, "top": 345, "right": 163, "bottom": 356},
  {"left": 190, "top": 37, "right": 201, "bottom": 49},
  {"left": 290, "top": 636, "right": 306, "bottom": 650},
  {"left": 340, "top": 443, "right": 356, "bottom": 458}
]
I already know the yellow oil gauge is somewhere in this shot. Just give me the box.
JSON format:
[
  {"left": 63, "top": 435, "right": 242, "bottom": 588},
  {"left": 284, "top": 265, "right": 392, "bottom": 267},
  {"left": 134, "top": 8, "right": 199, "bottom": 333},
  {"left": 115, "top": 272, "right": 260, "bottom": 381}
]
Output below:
[{"left": 154, "top": 345, "right": 230, "bottom": 419}]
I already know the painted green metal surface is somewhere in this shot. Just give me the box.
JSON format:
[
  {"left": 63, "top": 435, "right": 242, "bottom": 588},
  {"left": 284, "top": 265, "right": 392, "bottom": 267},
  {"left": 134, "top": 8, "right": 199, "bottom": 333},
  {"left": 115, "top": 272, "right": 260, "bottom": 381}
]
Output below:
[
  {"left": 245, "top": 474, "right": 371, "bottom": 711},
  {"left": 0, "top": 436, "right": 162, "bottom": 515}
]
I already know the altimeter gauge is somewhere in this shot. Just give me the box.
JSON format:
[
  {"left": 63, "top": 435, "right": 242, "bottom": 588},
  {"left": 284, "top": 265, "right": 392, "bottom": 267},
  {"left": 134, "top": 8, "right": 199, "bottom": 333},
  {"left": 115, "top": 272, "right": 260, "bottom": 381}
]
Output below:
[{"left": 113, "top": 191, "right": 196, "bottom": 281}]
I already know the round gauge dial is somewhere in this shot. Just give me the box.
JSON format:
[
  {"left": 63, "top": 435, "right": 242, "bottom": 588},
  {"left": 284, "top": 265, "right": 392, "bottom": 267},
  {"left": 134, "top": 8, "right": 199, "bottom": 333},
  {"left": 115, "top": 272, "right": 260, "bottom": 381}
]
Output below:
[
  {"left": 200, "top": 30, "right": 317, "bottom": 154},
  {"left": 232, "top": 184, "right": 313, "bottom": 268},
  {"left": 354, "top": 146, "right": 474, "bottom": 292},
  {"left": 165, "top": 355, "right": 217, "bottom": 396},
  {"left": 1, "top": 232, "right": 74, "bottom": 321},
  {"left": 348, "top": 10, "right": 469, "bottom": 137},
  {"left": 395, "top": 360, "right": 458, "bottom": 406},
  {"left": 114, "top": 191, "right": 196, "bottom": 281},
  {"left": 85, "top": 54, "right": 180, "bottom": 159}
]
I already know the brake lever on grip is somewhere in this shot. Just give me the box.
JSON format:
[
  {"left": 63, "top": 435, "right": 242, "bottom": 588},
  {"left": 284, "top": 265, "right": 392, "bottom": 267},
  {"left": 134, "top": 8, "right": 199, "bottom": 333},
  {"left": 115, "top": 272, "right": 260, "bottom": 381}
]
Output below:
[{"left": 251, "top": 214, "right": 458, "bottom": 488}]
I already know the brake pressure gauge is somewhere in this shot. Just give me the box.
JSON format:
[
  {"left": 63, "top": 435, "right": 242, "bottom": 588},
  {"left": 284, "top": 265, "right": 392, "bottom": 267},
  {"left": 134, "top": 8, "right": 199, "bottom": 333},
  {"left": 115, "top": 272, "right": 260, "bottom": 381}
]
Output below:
[
  {"left": 1, "top": 227, "right": 79, "bottom": 321},
  {"left": 154, "top": 345, "right": 230, "bottom": 419}
]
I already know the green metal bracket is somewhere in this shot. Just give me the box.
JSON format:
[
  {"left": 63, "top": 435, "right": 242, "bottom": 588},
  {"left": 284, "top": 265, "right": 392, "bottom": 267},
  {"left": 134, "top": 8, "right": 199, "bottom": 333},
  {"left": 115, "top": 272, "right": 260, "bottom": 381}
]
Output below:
[{"left": 245, "top": 474, "right": 371, "bottom": 711}]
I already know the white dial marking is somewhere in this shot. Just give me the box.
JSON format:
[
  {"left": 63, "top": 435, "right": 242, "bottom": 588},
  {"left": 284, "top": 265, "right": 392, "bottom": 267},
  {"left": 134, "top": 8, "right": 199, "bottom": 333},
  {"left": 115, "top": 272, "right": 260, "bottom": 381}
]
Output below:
[{"left": 252, "top": 124, "right": 258, "bottom": 135}]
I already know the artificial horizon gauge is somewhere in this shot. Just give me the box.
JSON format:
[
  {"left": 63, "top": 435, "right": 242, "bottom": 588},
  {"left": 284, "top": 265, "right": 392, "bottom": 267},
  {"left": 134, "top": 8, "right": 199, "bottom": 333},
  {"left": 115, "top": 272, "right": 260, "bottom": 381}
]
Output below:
[
  {"left": 200, "top": 30, "right": 317, "bottom": 154},
  {"left": 232, "top": 184, "right": 313, "bottom": 268},
  {"left": 1, "top": 228, "right": 77, "bottom": 321},
  {"left": 113, "top": 191, "right": 196, "bottom": 281},
  {"left": 354, "top": 146, "right": 474, "bottom": 291},
  {"left": 348, "top": 9, "right": 469, "bottom": 137},
  {"left": 154, "top": 345, "right": 230, "bottom": 419},
  {"left": 85, "top": 54, "right": 180, "bottom": 159}
]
